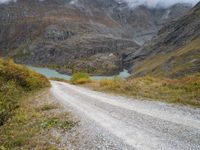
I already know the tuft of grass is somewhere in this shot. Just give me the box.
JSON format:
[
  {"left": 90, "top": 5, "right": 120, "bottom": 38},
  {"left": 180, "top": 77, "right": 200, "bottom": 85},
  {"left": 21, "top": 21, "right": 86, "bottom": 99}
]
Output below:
[
  {"left": 71, "top": 72, "right": 91, "bottom": 84},
  {"left": 41, "top": 118, "right": 74, "bottom": 131},
  {"left": 40, "top": 104, "right": 58, "bottom": 111},
  {"left": 99, "top": 76, "right": 122, "bottom": 90},
  {"left": 87, "top": 74, "right": 200, "bottom": 107}
]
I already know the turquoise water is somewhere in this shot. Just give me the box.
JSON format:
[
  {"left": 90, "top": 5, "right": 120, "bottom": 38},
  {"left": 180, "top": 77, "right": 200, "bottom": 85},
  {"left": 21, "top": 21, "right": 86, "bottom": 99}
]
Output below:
[{"left": 28, "top": 66, "right": 131, "bottom": 80}]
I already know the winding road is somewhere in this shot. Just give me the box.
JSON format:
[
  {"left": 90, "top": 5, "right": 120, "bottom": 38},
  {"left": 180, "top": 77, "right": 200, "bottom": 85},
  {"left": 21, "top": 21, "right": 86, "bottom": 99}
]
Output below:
[{"left": 51, "top": 81, "right": 200, "bottom": 150}]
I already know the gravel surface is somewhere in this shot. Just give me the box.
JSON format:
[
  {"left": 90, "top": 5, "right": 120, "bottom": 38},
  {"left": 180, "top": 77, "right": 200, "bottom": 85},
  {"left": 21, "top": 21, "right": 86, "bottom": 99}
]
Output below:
[{"left": 51, "top": 81, "right": 200, "bottom": 150}]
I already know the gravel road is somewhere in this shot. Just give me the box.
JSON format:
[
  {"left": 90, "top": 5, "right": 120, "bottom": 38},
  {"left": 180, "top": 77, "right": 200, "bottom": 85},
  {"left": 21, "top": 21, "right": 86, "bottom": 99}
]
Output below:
[{"left": 51, "top": 81, "right": 200, "bottom": 150}]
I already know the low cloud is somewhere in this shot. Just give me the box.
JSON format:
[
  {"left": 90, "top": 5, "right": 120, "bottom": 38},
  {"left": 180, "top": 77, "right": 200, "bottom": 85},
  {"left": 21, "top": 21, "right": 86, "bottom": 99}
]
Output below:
[
  {"left": 1, "top": 0, "right": 199, "bottom": 8},
  {"left": 121, "top": 0, "right": 200, "bottom": 8},
  {"left": 0, "top": 0, "right": 16, "bottom": 4}
]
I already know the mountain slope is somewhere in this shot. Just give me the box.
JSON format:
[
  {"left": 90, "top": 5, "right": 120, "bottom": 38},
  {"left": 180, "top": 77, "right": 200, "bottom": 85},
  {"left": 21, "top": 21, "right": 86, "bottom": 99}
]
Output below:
[
  {"left": 0, "top": 0, "right": 191, "bottom": 75},
  {"left": 124, "top": 2, "right": 200, "bottom": 78}
]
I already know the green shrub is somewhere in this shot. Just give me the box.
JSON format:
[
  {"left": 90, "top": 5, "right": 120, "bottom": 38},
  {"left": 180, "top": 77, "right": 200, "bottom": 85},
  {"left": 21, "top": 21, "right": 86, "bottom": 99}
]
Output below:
[
  {"left": 0, "top": 79, "right": 21, "bottom": 125},
  {"left": 0, "top": 59, "right": 50, "bottom": 91},
  {"left": 71, "top": 72, "right": 91, "bottom": 84}
]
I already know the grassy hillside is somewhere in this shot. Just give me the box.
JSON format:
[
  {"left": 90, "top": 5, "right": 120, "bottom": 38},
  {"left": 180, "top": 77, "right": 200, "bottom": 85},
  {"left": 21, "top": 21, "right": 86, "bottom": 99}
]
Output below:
[
  {"left": 0, "top": 59, "right": 77, "bottom": 149},
  {"left": 85, "top": 74, "right": 200, "bottom": 107},
  {"left": 0, "top": 58, "right": 50, "bottom": 125},
  {"left": 133, "top": 38, "right": 200, "bottom": 78}
]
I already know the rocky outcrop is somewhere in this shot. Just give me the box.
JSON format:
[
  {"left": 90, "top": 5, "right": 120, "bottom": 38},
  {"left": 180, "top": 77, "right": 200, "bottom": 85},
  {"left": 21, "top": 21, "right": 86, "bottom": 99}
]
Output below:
[{"left": 44, "top": 25, "right": 74, "bottom": 41}]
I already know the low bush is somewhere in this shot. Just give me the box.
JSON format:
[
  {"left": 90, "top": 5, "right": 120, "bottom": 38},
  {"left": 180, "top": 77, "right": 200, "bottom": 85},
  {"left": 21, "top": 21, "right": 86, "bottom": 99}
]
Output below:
[{"left": 71, "top": 72, "right": 91, "bottom": 84}]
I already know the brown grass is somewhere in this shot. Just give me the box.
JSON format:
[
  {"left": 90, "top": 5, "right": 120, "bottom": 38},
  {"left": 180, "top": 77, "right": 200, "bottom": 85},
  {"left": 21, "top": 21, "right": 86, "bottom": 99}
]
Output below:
[
  {"left": 85, "top": 74, "right": 200, "bottom": 107},
  {"left": 0, "top": 89, "right": 75, "bottom": 149},
  {"left": 133, "top": 38, "right": 200, "bottom": 77}
]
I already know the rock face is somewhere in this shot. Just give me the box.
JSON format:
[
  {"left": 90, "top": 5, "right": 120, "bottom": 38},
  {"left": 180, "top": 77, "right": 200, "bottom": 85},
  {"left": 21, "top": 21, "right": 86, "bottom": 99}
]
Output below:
[
  {"left": 0, "top": 0, "right": 192, "bottom": 75},
  {"left": 124, "top": 2, "right": 200, "bottom": 78},
  {"left": 70, "top": 53, "right": 121, "bottom": 75}
]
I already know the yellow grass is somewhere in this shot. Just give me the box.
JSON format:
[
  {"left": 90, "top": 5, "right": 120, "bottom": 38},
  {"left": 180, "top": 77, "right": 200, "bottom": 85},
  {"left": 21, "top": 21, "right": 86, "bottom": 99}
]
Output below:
[{"left": 86, "top": 74, "right": 200, "bottom": 107}]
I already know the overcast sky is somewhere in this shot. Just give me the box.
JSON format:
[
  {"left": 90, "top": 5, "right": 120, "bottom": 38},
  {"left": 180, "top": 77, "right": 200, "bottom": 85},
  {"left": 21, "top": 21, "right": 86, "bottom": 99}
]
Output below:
[
  {"left": 0, "top": 0, "right": 15, "bottom": 4},
  {"left": 0, "top": 0, "right": 199, "bottom": 8},
  {"left": 122, "top": 0, "right": 199, "bottom": 8}
]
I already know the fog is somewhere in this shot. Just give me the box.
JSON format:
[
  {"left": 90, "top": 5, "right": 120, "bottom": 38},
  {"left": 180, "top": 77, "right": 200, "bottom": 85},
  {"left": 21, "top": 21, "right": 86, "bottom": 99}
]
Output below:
[{"left": 0, "top": 0, "right": 15, "bottom": 4}]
